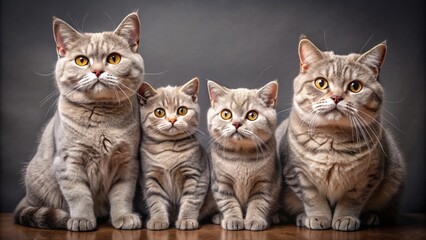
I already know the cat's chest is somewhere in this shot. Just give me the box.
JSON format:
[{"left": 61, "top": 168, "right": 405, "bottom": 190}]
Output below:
[{"left": 306, "top": 157, "right": 379, "bottom": 203}]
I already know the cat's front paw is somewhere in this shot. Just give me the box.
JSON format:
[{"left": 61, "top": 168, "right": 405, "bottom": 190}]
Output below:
[
  {"left": 221, "top": 217, "right": 244, "bottom": 230},
  {"left": 147, "top": 218, "right": 169, "bottom": 230},
  {"left": 67, "top": 218, "right": 96, "bottom": 232},
  {"left": 244, "top": 218, "right": 268, "bottom": 231},
  {"left": 211, "top": 213, "right": 223, "bottom": 225},
  {"left": 175, "top": 219, "right": 199, "bottom": 230},
  {"left": 112, "top": 213, "right": 142, "bottom": 230},
  {"left": 296, "top": 213, "right": 331, "bottom": 230},
  {"left": 332, "top": 216, "right": 360, "bottom": 231}
]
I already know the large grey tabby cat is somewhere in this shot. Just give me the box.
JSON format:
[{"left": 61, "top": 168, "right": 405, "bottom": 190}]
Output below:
[
  {"left": 276, "top": 36, "right": 406, "bottom": 231},
  {"left": 207, "top": 80, "right": 281, "bottom": 231},
  {"left": 138, "top": 78, "right": 210, "bottom": 230},
  {"left": 14, "top": 13, "right": 144, "bottom": 231}
]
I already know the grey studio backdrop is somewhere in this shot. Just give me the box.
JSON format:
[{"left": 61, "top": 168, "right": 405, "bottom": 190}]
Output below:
[{"left": 0, "top": 0, "right": 424, "bottom": 214}]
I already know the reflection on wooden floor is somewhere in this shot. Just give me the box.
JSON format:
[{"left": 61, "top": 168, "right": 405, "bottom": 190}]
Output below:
[{"left": 2, "top": 213, "right": 425, "bottom": 240}]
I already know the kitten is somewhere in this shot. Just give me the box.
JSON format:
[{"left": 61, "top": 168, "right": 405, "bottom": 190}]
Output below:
[
  {"left": 138, "top": 78, "right": 210, "bottom": 230},
  {"left": 276, "top": 36, "right": 406, "bottom": 231},
  {"left": 207, "top": 80, "right": 281, "bottom": 231},
  {"left": 14, "top": 13, "right": 144, "bottom": 231}
]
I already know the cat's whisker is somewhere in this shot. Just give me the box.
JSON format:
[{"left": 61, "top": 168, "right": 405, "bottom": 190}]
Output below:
[
  {"left": 44, "top": 98, "right": 59, "bottom": 121},
  {"left": 34, "top": 70, "right": 55, "bottom": 77},
  {"left": 359, "top": 34, "right": 374, "bottom": 54},
  {"left": 117, "top": 81, "right": 143, "bottom": 99},
  {"left": 354, "top": 113, "right": 387, "bottom": 158},
  {"left": 276, "top": 107, "right": 293, "bottom": 115},
  {"left": 351, "top": 114, "right": 375, "bottom": 178},
  {"left": 115, "top": 84, "right": 134, "bottom": 112},
  {"left": 382, "top": 107, "right": 399, "bottom": 122},
  {"left": 81, "top": 12, "right": 89, "bottom": 32},
  {"left": 357, "top": 109, "right": 404, "bottom": 135},
  {"left": 255, "top": 65, "right": 272, "bottom": 83},
  {"left": 143, "top": 70, "right": 168, "bottom": 76},
  {"left": 40, "top": 90, "right": 60, "bottom": 107}
]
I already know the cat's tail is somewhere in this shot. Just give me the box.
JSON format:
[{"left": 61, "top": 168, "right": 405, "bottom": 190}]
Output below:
[{"left": 14, "top": 197, "right": 69, "bottom": 229}]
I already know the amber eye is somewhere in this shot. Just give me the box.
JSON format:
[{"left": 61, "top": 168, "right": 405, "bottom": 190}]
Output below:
[
  {"left": 348, "top": 81, "right": 363, "bottom": 93},
  {"left": 314, "top": 78, "right": 328, "bottom": 90},
  {"left": 75, "top": 56, "right": 89, "bottom": 66},
  {"left": 246, "top": 110, "right": 258, "bottom": 121},
  {"left": 154, "top": 108, "right": 166, "bottom": 118},
  {"left": 220, "top": 109, "right": 232, "bottom": 120},
  {"left": 177, "top": 106, "right": 188, "bottom": 116},
  {"left": 107, "top": 53, "right": 121, "bottom": 64}
]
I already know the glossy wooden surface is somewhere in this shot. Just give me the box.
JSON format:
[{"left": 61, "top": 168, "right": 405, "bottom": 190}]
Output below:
[{"left": 1, "top": 213, "right": 425, "bottom": 240}]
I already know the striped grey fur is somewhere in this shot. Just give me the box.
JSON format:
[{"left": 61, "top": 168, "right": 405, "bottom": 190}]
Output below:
[
  {"left": 276, "top": 36, "right": 406, "bottom": 231},
  {"left": 207, "top": 80, "right": 281, "bottom": 231},
  {"left": 138, "top": 78, "right": 210, "bottom": 230},
  {"left": 14, "top": 13, "right": 144, "bottom": 231}
]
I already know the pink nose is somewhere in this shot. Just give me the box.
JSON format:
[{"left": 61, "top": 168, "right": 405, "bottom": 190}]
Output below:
[
  {"left": 168, "top": 116, "right": 177, "bottom": 125},
  {"left": 93, "top": 70, "right": 104, "bottom": 78},
  {"left": 233, "top": 122, "right": 242, "bottom": 129},
  {"left": 331, "top": 95, "right": 343, "bottom": 104}
]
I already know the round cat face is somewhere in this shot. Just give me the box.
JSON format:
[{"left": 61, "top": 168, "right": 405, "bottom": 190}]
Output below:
[
  {"left": 293, "top": 38, "right": 386, "bottom": 128},
  {"left": 53, "top": 13, "right": 144, "bottom": 103},
  {"left": 139, "top": 79, "right": 200, "bottom": 141},
  {"left": 207, "top": 81, "right": 278, "bottom": 149}
]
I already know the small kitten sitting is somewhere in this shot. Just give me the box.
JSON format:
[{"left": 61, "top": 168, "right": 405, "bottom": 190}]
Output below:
[
  {"left": 207, "top": 80, "right": 281, "bottom": 231},
  {"left": 276, "top": 36, "right": 406, "bottom": 231},
  {"left": 138, "top": 78, "right": 210, "bottom": 230},
  {"left": 14, "top": 13, "right": 144, "bottom": 231}
]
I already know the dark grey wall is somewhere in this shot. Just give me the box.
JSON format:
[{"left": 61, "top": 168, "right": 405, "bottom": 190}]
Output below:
[{"left": 1, "top": 0, "right": 424, "bottom": 213}]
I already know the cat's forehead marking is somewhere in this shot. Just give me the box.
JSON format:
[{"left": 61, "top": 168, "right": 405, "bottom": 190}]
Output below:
[
  {"left": 227, "top": 89, "right": 254, "bottom": 116},
  {"left": 158, "top": 86, "right": 181, "bottom": 110},
  {"left": 318, "top": 57, "right": 359, "bottom": 85}
]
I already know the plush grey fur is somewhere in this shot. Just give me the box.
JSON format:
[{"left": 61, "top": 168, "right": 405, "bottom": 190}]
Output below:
[
  {"left": 138, "top": 78, "right": 210, "bottom": 230},
  {"left": 207, "top": 80, "right": 281, "bottom": 231},
  {"left": 276, "top": 36, "right": 406, "bottom": 231},
  {"left": 14, "top": 12, "right": 144, "bottom": 231}
]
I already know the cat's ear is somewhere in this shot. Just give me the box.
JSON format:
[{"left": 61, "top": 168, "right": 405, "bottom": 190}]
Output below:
[
  {"left": 114, "top": 12, "right": 141, "bottom": 53},
  {"left": 207, "top": 80, "right": 227, "bottom": 107},
  {"left": 257, "top": 80, "right": 278, "bottom": 108},
  {"left": 356, "top": 41, "right": 387, "bottom": 75},
  {"left": 138, "top": 82, "right": 157, "bottom": 106},
  {"left": 53, "top": 17, "right": 82, "bottom": 57},
  {"left": 180, "top": 77, "right": 199, "bottom": 102},
  {"left": 299, "top": 35, "right": 325, "bottom": 72}
]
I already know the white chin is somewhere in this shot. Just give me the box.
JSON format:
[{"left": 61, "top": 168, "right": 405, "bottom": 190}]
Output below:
[{"left": 324, "top": 111, "right": 344, "bottom": 121}]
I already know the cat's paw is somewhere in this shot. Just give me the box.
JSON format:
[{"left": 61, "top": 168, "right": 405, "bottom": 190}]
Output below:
[
  {"left": 244, "top": 218, "right": 268, "bottom": 231},
  {"left": 175, "top": 219, "right": 199, "bottom": 230},
  {"left": 296, "top": 213, "right": 331, "bottom": 230},
  {"left": 147, "top": 218, "right": 169, "bottom": 230},
  {"left": 332, "top": 216, "right": 360, "bottom": 231},
  {"left": 366, "top": 213, "right": 380, "bottom": 226},
  {"left": 67, "top": 218, "right": 96, "bottom": 232},
  {"left": 112, "top": 213, "right": 142, "bottom": 230},
  {"left": 211, "top": 214, "right": 223, "bottom": 225},
  {"left": 221, "top": 217, "right": 244, "bottom": 230}
]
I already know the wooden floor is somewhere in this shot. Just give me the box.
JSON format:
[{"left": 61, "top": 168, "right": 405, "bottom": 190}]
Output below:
[{"left": 1, "top": 213, "right": 425, "bottom": 240}]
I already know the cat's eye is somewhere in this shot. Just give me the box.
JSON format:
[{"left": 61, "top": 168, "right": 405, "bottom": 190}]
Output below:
[
  {"left": 107, "top": 53, "right": 121, "bottom": 65},
  {"left": 348, "top": 81, "right": 363, "bottom": 93},
  {"left": 246, "top": 110, "right": 258, "bottom": 121},
  {"left": 75, "top": 56, "right": 89, "bottom": 66},
  {"left": 314, "top": 78, "right": 328, "bottom": 90},
  {"left": 154, "top": 108, "right": 166, "bottom": 118},
  {"left": 177, "top": 106, "right": 188, "bottom": 116},
  {"left": 221, "top": 109, "right": 232, "bottom": 120}
]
